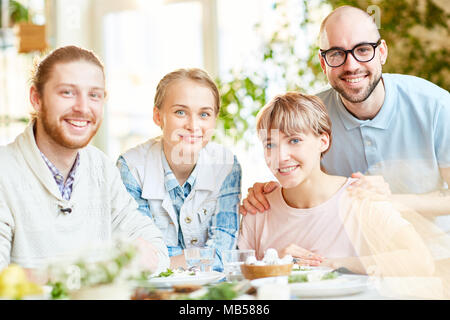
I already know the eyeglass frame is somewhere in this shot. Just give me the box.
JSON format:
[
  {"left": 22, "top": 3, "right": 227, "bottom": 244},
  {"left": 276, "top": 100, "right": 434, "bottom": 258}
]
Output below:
[{"left": 320, "top": 39, "right": 382, "bottom": 68}]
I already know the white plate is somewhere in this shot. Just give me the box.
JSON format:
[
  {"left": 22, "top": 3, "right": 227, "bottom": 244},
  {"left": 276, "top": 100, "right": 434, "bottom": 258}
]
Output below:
[
  {"left": 291, "top": 266, "right": 332, "bottom": 275},
  {"left": 250, "top": 276, "right": 289, "bottom": 289},
  {"left": 137, "top": 271, "right": 225, "bottom": 288},
  {"left": 289, "top": 275, "right": 368, "bottom": 298}
]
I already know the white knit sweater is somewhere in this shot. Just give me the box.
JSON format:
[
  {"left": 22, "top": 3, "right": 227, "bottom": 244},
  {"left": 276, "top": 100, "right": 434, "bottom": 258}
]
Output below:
[{"left": 0, "top": 123, "right": 170, "bottom": 270}]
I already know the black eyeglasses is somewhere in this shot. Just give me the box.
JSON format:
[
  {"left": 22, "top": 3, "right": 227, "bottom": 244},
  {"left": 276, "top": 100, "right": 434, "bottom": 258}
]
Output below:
[{"left": 320, "top": 39, "right": 382, "bottom": 68}]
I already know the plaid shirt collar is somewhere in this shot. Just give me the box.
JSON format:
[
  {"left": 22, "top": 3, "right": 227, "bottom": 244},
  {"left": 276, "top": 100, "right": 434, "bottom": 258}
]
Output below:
[
  {"left": 39, "top": 150, "right": 80, "bottom": 200},
  {"left": 161, "top": 150, "right": 197, "bottom": 197}
]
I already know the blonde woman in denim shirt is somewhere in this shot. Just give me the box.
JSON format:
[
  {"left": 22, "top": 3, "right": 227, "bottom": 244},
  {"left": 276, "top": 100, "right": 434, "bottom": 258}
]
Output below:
[{"left": 117, "top": 68, "right": 241, "bottom": 272}]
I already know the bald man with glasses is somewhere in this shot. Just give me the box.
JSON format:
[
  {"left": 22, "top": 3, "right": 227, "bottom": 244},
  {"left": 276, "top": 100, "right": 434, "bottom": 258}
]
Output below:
[{"left": 241, "top": 6, "right": 450, "bottom": 233}]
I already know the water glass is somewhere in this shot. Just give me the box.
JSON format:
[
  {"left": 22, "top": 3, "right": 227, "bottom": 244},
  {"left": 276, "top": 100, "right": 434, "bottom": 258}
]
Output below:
[
  {"left": 222, "top": 249, "right": 255, "bottom": 282},
  {"left": 184, "top": 247, "right": 215, "bottom": 272}
]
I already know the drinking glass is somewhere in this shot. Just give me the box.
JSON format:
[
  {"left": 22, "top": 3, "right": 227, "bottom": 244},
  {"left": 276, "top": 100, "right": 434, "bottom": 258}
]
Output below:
[
  {"left": 222, "top": 249, "right": 255, "bottom": 281},
  {"left": 184, "top": 247, "right": 215, "bottom": 272}
]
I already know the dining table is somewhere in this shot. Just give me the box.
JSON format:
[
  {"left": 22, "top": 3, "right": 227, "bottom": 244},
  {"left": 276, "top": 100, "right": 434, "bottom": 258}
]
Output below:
[
  {"left": 3, "top": 263, "right": 444, "bottom": 300},
  {"left": 126, "top": 267, "right": 441, "bottom": 301}
]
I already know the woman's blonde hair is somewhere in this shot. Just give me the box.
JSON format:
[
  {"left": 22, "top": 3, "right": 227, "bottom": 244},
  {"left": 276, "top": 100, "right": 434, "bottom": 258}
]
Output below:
[
  {"left": 256, "top": 92, "right": 332, "bottom": 156},
  {"left": 154, "top": 68, "right": 220, "bottom": 114}
]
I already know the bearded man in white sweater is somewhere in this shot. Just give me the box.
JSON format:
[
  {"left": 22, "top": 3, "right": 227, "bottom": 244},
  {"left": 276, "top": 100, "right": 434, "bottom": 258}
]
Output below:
[{"left": 0, "top": 46, "right": 169, "bottom": 274}]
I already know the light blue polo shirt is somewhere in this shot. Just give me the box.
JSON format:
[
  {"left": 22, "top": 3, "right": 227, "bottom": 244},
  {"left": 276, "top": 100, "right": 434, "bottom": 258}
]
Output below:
[{"left": 317, "top": 73, "right": 450, "bottom": 195}]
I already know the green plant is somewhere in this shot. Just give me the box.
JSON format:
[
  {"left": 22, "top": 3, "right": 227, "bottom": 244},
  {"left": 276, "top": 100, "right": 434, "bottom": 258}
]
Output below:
[
  {"left": 0, "top": 0, "right": 29, "bottom": 26},
  {"left": 215, "top": 73, "right": 269, "bottom": 146},
  {"left": 215, "top": 0, "right": 329, "bottom": 147}
]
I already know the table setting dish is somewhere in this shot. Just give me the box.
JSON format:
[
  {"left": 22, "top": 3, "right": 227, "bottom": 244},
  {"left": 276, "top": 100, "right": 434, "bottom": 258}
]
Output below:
[
  {"left": 222, "top": 249, "right": 256, "bottom": 281},
  {"left": 133, "top": 247, "right": 224, "bottom": 289},
  {"left": 136, "top": 269, "right": 225, "bottom": 288},
  {"left": 241, "top": 263, "right": 293, "bottom": 280},
  {"left": 288, "top": 274, "right": 369, "bottom": 298},
  {"left": 248, "top": 268, "right": 368, "bottom": 299},
  {"left": 239, "top": 248, "right": 295, "bottom": 280},
  {"left": 290, "top": 265, "right": 333, "bottom": 275}
]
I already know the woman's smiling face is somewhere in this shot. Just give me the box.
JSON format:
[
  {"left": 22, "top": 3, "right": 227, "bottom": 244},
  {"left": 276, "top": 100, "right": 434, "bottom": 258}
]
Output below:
[
  {"left": 153, "top": 79, "right": 217, "bottom": 165},
  {"left": 262, "top": 129, "right": 329, "bottom": 189}
]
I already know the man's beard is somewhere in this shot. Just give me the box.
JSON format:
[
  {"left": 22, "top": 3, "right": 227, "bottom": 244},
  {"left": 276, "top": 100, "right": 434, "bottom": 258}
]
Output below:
[
  {"left": 38, "top": 105, "right": 101, "bottom": 149},
  {"left": 334, "top": 70, "right": 382, "bottom": 104}
]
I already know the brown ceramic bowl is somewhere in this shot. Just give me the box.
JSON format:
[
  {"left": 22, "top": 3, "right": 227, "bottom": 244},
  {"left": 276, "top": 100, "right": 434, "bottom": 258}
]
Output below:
[{"left": 240, "top": 263, "right": 293, "bottom": 280}]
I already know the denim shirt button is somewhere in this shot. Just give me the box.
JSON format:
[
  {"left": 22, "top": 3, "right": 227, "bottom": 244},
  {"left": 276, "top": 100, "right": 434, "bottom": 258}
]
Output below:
[
  {"left": 185, "top": 216, "right": 192, "bottom": 224},
  {"left": 190, "top": 238, "right": 198, "bottom": 244}
]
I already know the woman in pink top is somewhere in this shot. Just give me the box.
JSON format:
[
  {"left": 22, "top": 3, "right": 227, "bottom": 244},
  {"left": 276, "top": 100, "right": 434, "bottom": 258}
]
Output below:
[{"left": 238, "top": 92, "right": 434, "bottom": 276}]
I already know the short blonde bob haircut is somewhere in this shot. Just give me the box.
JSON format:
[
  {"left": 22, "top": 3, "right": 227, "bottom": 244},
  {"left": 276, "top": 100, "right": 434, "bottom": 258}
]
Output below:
[
  {"left": 256, "top": 92, "right": 332, "bottom": 156},
  {"left": 154, "top": 68, "right": 220, "bottom": 115}
]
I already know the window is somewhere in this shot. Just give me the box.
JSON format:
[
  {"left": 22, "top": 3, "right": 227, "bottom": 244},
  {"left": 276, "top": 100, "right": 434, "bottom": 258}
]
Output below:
[
  {"left": 0, "top": 0, "right": 46, "bottom": 145},
  {"left": 103, "top": 0, "right": 204, "bottom": 159},
  {"left": 102, "top": 0, "right": 277, "bottom": 186}
]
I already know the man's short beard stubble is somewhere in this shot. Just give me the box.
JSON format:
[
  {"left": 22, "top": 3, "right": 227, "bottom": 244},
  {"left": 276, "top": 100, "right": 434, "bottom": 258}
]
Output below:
[
  {"left": 334, "top": 71, "right": 382, "bottom": 104},
  {"left": 38, "top": 104, "right": 101, "bottom": 149}
]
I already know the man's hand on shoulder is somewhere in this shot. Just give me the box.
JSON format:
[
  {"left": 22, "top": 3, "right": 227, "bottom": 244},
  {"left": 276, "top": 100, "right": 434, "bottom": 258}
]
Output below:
[
  {"left": 347, "top": 172, "right": 392, "bottom": 199},
  {"left": 239, "top": 181, "right": 279, "bottom": 215}
]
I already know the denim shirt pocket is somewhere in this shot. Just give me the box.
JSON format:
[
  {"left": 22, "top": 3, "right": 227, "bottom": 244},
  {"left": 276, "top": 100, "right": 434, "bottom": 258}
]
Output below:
[{"left": 197, "top": 199, "right": 217, "bottom": 226}]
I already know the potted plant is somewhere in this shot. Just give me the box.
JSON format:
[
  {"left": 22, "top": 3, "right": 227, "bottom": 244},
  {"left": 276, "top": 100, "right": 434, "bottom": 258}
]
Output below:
[{"left": 0, "top": 0, "right": 46, "bottom": 53}]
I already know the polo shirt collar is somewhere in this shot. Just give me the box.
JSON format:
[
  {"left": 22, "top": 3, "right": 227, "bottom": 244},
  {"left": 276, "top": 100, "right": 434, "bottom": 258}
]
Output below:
[{"left": 335, "top": 74, "right": 396, "bottom": 131}]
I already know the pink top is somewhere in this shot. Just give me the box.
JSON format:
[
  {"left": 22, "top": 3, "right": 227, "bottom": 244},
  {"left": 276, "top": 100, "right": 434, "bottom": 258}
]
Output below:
[{"left": 238, "top": 178, "right": 359, "bottom": 260}]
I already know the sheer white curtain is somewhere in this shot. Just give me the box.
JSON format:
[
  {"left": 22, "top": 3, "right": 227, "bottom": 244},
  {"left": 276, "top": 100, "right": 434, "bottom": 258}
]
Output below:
[{"left": 102, "top": 0, "right": 204, "bottom": 159}]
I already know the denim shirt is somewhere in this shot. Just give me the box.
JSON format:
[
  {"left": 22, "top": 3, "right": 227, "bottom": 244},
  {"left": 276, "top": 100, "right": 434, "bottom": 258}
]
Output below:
[
  {"left": 117, "top": 139, "right": 242, "bottom": 272},
  {"left": 160, "top": 152, "right": 197, "bottom": 252}
]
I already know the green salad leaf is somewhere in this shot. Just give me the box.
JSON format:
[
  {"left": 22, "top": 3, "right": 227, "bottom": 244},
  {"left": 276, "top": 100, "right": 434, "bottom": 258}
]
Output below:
[
  {"left": 157, "top": 269, "right": 174, "bottom": 278},
  {"left": 288, "top": 274, "right": 309, "bottom": 283},
  {"left": 200, "top": 282, "right": 238, "bottom": 300},
  {"left": 288, "top": 271, "right": 339, "bottom": 283},
  {"left": 49, "top": 281, "right": 69, "bottom": 300},
  {"left": 321, "top": 271, "right": 338, "bottom": 280}
]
